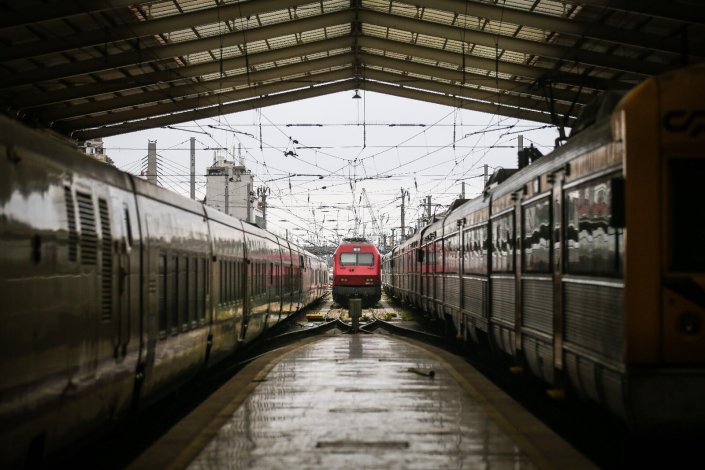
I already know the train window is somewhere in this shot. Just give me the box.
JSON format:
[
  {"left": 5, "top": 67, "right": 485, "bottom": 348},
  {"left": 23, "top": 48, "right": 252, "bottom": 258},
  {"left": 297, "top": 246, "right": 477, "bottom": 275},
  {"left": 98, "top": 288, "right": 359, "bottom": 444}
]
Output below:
[
  {"left": 358, "top": 253, "right": 374, "bottom": 266},
  {"left": 565, "top": 177, "right": 621, "bottom": 275},
  {"left": 252, "top": 263, "right": 257, "bottom": 295},
  {"left": 158, "top": 254, "right": 167, "bottom": 335},
  {"left": 491, "top": 213, "right": 515, "bottom": 272},
  {"left": 340, "top": 253, "right": 357, "bottom": 265},
  {"left": 123, "top": 206, "right": 133, "bottom": 248},
  {"left": 189, "top": 257, "right": 196, "bottom": 326},
  {"left": 230, "top": 261, "right": 236, "bottom": 301},
  {"left": 464, "top": 225, "right": 488, "bottom": 275},
  {"left": 433, "top": 241, "right": 442, "bottom": 273},
  {"left": 236, "top": 261, "right": 240, "bottom": 299},
  {"left": 219, "top": 260, "right": 224, "bottom": 306},
  {"left": 171, "top": 255, "right": 179, "bottom": 334},
  {"left": 179, "top": 256, "right": 187, "bottom": 329},
  {"left": 445, "top": 234, "right": 459, "bottom": 274},
  {"left": 523, "top": 198, "right": 551, "bottom": 273},
  {"left": 669, "top": 158, "right": 705, "bottom": 272},
  {"left": 339, "top": 252, "right": 373, "bottom": 266},
  {"left": 198, "top": 258, "right": 206, "bottom": 321}
]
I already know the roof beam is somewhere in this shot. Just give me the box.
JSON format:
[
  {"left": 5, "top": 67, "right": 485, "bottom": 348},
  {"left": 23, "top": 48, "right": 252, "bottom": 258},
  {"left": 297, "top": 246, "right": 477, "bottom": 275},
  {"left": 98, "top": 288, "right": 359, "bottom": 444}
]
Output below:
[
  {"left": 0, "top": 0, "right": 141, "bottom": 29},
  {"left": 364, "top": 68, "right": 576, "bottom": 120},
  {"left": 10, "top": 36, "right": 353, "bottom": 109},
  {"left": 358, "top": 36, "right": 632, "bottom": 91},
  {"left": 0, "top": 9, "right": 355, "bottom": 89},
  {"left": 59, "top": 68, "right": 353, "bottom": 130},
  {"left": 39, "top": 54, "right": 354, "bottom": 121},
  {"left": 364, "top": 80, "right": 562, "bottom": 126},
  {"left": 359, "top": 9, "right": 674, "bottom": 76},
  {"left": 0, "top": 0, "right": 319, "bottom": 62},
  {"left": 359, "top": 52, "right": 583, "bottom": 106},
  {"left": 407, "top": 0, "right": 704, "bottom": 57},
  {"left": 574, "top": 0, "right": 705, "bottom": 25},
  {"left": 72, "top": 79, "right": 357, "bottom": 140}
]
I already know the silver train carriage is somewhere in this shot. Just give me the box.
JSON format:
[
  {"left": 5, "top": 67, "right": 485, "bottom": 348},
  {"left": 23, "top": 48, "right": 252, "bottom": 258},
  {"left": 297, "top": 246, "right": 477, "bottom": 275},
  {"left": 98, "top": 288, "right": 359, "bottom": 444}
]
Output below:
[
  {"left": 0, "top": 115, "right": 327, "bottom": 467},
  {"left": 383, "top": 64, "right": 705, "bottom": 430}
]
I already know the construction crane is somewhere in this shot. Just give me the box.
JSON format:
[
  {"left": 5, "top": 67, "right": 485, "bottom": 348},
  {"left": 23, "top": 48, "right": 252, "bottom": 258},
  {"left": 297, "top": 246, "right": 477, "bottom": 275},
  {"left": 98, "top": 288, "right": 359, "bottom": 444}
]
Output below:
[{"left": 361, "top": 188, "right": 382, "bottom": 247}]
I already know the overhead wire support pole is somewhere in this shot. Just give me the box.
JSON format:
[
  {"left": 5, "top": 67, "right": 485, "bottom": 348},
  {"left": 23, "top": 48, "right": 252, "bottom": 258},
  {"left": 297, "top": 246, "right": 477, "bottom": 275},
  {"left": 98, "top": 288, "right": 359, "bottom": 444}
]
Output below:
[
  {"left": 361, "top": 188, "right": 382, "bottom": 246},
  {"left": 190, "top": 137, "right": 196, "bottom": 199}
]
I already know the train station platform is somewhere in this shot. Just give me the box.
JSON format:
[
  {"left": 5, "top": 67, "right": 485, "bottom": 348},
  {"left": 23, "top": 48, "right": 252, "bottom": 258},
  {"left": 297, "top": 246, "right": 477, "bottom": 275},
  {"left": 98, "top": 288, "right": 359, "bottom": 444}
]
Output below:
[{"left": 129, "top": 331, "right": 594, "bottom": 469}]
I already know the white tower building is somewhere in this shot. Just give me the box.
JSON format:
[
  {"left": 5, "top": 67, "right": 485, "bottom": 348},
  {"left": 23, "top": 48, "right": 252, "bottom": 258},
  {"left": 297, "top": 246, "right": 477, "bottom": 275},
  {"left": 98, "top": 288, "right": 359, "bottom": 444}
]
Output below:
[{"left": 205, "top": 149, "right": 256, "bottom": 223}]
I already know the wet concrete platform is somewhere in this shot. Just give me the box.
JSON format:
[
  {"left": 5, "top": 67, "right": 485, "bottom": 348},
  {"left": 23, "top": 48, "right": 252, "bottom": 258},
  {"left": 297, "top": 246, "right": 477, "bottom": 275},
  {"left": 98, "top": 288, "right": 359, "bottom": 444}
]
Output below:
[{"left": 130, "top": 332, "right": 594, "bottom": 469}]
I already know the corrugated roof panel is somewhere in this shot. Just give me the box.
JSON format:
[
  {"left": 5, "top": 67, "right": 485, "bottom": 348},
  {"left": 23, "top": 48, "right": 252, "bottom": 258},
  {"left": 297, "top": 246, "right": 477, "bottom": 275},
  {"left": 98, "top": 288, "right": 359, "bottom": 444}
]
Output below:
[
  {"left": 413, "top": 33, "right": 447, "bottom": 50},
  {"left": 0, "top": 0, "right": 696, "bottom": 137}
]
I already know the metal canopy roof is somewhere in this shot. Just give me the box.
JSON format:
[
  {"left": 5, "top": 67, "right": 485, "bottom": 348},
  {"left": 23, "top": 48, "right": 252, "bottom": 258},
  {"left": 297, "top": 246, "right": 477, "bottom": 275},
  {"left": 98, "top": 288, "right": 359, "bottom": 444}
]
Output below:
[{"left": 1, "top": 0, "right": 703, "bottom": 141}]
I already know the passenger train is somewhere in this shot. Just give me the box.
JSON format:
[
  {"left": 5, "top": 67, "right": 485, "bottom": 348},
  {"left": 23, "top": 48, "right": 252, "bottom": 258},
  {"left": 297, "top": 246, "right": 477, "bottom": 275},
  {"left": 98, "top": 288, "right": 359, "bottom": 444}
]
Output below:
[
  {"left": 332, "top": 237, "right": 381, "bottom": 307},
  {"left": 0, "top": 116, "right": 327, "bottom": 468},
  {"left": 383, "top": 64, "right": 705, "bottom": 430}
]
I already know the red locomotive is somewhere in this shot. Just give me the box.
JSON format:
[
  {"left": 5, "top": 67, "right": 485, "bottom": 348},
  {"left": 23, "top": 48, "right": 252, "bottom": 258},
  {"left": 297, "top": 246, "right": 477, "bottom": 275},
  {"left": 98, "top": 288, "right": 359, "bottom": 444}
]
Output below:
[{"left": 332, "top": 237, "right": 381, "bottom": 307}]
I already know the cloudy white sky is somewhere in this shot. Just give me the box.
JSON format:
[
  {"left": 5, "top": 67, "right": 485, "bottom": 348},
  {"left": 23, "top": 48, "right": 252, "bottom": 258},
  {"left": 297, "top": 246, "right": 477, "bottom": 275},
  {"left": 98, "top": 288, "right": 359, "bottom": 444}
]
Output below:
[{"left": 104, "top": 90, "right": 560, "bottom": 249}]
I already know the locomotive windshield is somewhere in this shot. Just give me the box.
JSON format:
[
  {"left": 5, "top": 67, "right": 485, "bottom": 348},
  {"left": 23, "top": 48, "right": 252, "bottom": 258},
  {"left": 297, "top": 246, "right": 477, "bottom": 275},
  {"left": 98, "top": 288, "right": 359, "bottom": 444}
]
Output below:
[{"left": 340, "top": 253, "right": 374, "bottom": 266}]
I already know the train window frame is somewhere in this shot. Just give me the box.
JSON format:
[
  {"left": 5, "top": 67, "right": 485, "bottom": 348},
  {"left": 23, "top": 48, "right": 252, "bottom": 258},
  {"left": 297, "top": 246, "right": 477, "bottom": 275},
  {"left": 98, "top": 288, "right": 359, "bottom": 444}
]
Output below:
[
  {"left": 490, "top": 211, "right": 515, "bottom": 273},
  {"left": 188, "top": 256, "right": 196, "bottom": 328},
  {"left": 522, "top": 196, "right": 552, "bottom": 273},
  {"left": 564, "top": 173, "right": 622, "bottom": 277},
  {"left": 171, "top": 255, "right": 179, "bottom": 335},
  {"left": 463, "top": 222, "right": 489, "bottom": 275},
  {"left": 444, "top": 232, "right": 459, "bottom": 274},
  {"left": 668, "top": 158, "right": 705, "bottom": 272},
  {"left": 123, "top": 205, "right": 133, "bottom": 248},
  {"left": 158, "top": 253, "right": 167, "bottom": 338},
  {"left": 200, "top": 257, "right": 207, "bottom": 323}
]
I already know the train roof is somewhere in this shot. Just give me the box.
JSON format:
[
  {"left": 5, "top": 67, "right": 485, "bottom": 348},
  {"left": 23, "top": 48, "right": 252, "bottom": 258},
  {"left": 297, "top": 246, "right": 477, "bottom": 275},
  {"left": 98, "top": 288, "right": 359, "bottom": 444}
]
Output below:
[{"left": 341, "top": 237, "right": 372, "bottom": 244}]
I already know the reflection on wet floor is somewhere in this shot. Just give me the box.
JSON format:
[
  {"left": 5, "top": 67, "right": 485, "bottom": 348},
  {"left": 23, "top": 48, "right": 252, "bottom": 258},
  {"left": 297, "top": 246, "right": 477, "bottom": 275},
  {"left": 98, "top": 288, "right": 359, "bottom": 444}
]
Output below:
[{"left": 187, "top": 335, "right": 536, "bottom": 470}]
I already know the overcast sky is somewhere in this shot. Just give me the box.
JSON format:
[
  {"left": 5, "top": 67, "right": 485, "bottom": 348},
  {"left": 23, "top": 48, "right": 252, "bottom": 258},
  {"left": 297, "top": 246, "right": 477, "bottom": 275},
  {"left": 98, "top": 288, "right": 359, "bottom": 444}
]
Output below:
[{"left": 104, "top": 90, "right": 561, "bottom": 248}]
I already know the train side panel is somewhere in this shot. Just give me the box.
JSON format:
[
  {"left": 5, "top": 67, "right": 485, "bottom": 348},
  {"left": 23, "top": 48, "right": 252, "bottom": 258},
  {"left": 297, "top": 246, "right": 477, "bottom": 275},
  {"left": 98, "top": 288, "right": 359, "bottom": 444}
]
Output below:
[
  {"left": 134, "top": 181, "right": 212, "bottom": 403},
  {"left": 203, "top": 207, "right": 246, "bottom": 359},
  {"left": 0, "top": 121, "right": 142, "bottom": 466}
]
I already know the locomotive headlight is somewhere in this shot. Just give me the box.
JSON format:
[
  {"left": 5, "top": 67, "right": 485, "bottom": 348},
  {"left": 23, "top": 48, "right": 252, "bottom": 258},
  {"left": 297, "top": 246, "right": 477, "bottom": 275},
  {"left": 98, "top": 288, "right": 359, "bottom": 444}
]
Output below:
[
  {"left": 679, "top": 312, "right": 701, "bottom": 335},
  {"left": 340, "top": 277, "right": 348, "bottom": 282},
  {"left": 365, "top": 278, "right": 374, "bottom": 284}
]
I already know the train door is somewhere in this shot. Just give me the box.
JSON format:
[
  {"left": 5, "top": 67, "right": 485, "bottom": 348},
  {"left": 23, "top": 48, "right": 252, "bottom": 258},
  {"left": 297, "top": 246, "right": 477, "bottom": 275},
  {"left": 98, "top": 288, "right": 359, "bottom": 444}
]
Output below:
[
  {"left": 111, "top": 195, "right": 134, "bottom": 362},
  {"left": 141, "top": 212, "right": 158, "bottom": 384},
  {"left": 552, "top": 172, "right": 566, "bottom": 373}
]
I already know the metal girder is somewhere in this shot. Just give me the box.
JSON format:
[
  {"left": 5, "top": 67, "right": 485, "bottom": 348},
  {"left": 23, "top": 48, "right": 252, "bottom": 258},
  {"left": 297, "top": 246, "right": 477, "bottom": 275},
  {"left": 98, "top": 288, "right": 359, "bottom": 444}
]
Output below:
[
  {"left": 364, "top": 80, "right": 562, "bottom": 126},
  {"left": 363, "top": 68, "right": 576, "bottom": 120},
  {"left": 0, "top": 0, "right": 319, "bottom": 62},
  {"left": 60, "top": 68, "right": 353, "bottom": 130},
  {"left": 9, "top": 36, "right": 353, "bottom": 109},
  {"left": 359, "top": 9, "right": 671, "bottom": 76},
  {"left": 359, "top": 52, "right": 587, "bottom": 105},
  {"left": 408, "top": 0, "right": 704, "bottom": 57},
  {"left": 574, "top": 0, "right": 705, "bottom": 25},
  {"left": 72, "top": 79, "right": 357, "bottom": 140},
  {"left": 0, "top": 0, "right": 141, "bottom": 29},
  {"left": 357, "top": 36, "right": 632, "bottom": 91},
  {"left": 0, "top": 9, "right": 355, "bottom": 89},
  {"left": 39, "top": 54, "right": 354, "bottom": 121}
]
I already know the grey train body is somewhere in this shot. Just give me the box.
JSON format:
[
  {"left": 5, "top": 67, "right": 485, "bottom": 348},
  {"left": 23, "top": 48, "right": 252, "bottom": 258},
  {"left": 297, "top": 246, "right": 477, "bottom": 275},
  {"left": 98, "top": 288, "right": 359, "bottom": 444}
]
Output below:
[{"left": 0, "top": 116, "right": 327, "bottom": 467}]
